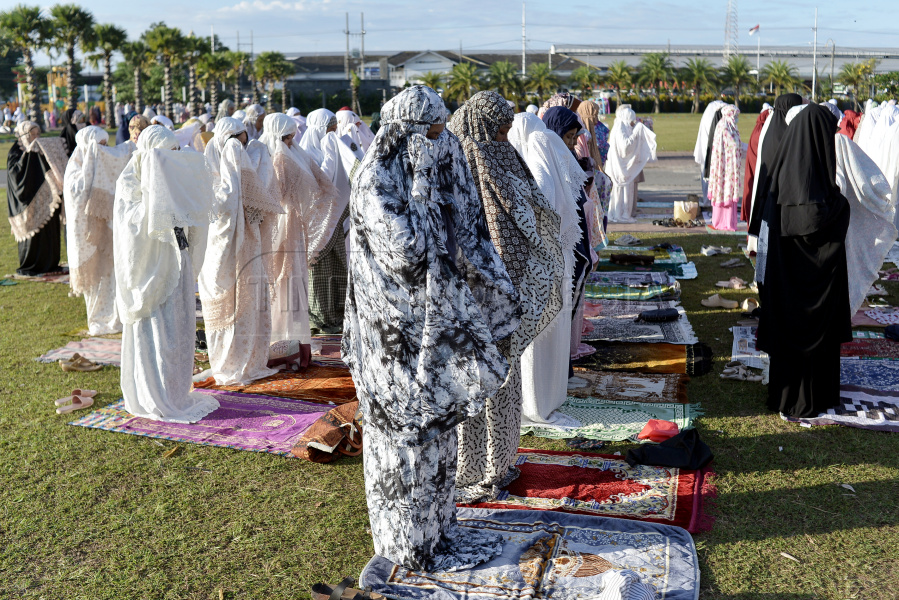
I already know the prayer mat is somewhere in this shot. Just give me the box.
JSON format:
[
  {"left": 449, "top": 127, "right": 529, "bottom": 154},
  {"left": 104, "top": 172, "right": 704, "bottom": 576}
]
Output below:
[
  {"left": 68, "top": 391, "right": 331, "bottom": 456},
  {"left": 854, "top": 330, "right": 886, "bottom": 339},
  {"left": 291, "top": 401, "right": 360, "bottom": 463},
  {"left": 852, "top": 308, "right": 888, "bottom": 328},
  {"left": 584, "top": 271, "right": 680, "bottom": 301},
  {"left": 731, "top": 326, "right": 768, "bottom": 370},
  {"left": 461, "top": 449, "right": 715, "bottom": 533},
  {"left": 520, "top": 397, "right": 701, "bottom": 442},
  {"left": 6, "top": 268, "right": 70, "bottom": 284},
  {"left": 567, "top": 371, "right": 689, "bottom": 403},
  {"left": 864, "top": 307, "right": 899, "bottom": 325},
  {"left": 193, "top": 365, "right": 356, "bottom": 405},
  {"left": 36, "top": 337, "right": 122, "bottom": 367},
  {"left": 783, "top": 385, "right": 899, "bottom": 432},
  {"left": 360, "top": 507, "right": 700, "bottom": 600},
  {"left": 583, "top": 299, "right": 698, "bottom": 345},
  {"left": 311, "top": 333, "right": 346, "bottom": 367},
  {"left": 62, "top": 327, "right": 122, "bottom": 339},
  {"left": 841, "top": 338, "right": 899, "bottom": 360},
  {"left": 840, "top": 358, "right": 899, "bottom": 392},
  {"left": 597, "top": 245, "right": 688, "bottom": 265},
  {"left": 575, "top": 341, "right": 713, "bottom": 377}
]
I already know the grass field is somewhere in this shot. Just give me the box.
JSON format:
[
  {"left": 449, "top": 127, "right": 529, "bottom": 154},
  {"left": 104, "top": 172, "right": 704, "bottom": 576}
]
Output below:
[{"left": 1, "top": 187, "right": 899, "bottom": 599}]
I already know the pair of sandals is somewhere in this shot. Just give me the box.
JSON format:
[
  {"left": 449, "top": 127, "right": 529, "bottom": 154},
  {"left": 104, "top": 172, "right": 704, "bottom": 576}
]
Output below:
[
  {"left": 312, "top": 577, "right": 384, "bottom": 600},
  {"left": 55, "top": 389, "right": 98, "bottom": 415},
  {"left": 721, "top": 361, "right": 763, "bottom": 382},
  {"left": 59, "top": 353, "right": 103, "bottom": 372},
  {"left": 653, "top": 218, "right": 704, "bottom": 228},
  {"left": 701, "top": 294, "right": 739, "bottom": 309}
]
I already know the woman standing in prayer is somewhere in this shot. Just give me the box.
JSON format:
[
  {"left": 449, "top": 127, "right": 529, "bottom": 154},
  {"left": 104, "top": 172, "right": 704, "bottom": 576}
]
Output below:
[
  {"left": 508, "top": 110, "right": 583, "bottom": 430},
  {"left": 116, "top": 110, "right": 138, "bottom": 145},
  {"left": 243, "top": 104, "right": 266, "bottom": 140},
  {"left": 838, "top": 110, "right": 861, "bottom": 139},
  {"left": 259, "top": 112, "right": 342, "bottom": 345},
  {"left": 694, "top": 100, "right": 726, "bottom": 200},
  {"left": 7, "top": 121, "right": 67, "bottom": 276},
  {"left": 741, "top": 108, "right": 771, "bottom": 223},
  {"left": 343, "top": 86, "right": 518, "bottom": 571},
  {"left": 63, "top": 125, "right": 134, "bottom": 334},
  {"left": 59, "top": 108, "right": 85, "bottom": 157},
  {"left": 448, "top": 91, "right": 563, "bottom": 502},
  {"left": 114, "top": 125, "right": 220, "bottom": 423},
  {"left": 707, "top": 105, "right": 744, "bottom": 231},
  {"left": 755, "top": 104, "right": 895, "bottom": 419},
  {"left": 606, "top": 105, "right": 657, "bottom": 223},
  {"left": 299, "top": 108, "right": 361, "bottom": 332},
  {"left": 128, "top": 114, "right": 151, "bottom": 144},
  {"left": 285, "top": 107, "right": 307, "bottom": 140},
  {"left": 336, "top": 108, "right": 376, "bottom": 152},
  {"left": 575, "top": 100, "right": 611, "bottom": 246},
  {"left": 200, "top": 117, "right": 283, "bottom": 385}
]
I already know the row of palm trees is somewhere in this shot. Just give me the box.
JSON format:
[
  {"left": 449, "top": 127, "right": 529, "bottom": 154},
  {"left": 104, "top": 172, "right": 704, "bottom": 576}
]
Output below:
[
  {"left": 421, "top": 53, "right": 814, "bottom": 114},
  {"left": 0, "top": 3, "right": 296, "bottom": 129}
]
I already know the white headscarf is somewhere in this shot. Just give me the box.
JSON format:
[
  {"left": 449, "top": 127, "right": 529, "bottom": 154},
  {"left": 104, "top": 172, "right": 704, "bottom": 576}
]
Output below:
[
  {"left": 299, "top": 108, "right": 336, "bottom": 165},
  {"left": 607, "top": 104, "right": 658, "bottom": 187},
  {"left": 205, "top": 117, "right": 246, "bottom": 179},
  {"left": 694, "top": 100, "right": 726, "bottom": 168},
  {"left": 243, "top": 103, "right": 265, "bottom": 140},
  {"left": 526, "top": 104, "right": 539, "bottom": 114},
  {"left": 142, "top": 107, "right": 157, "bottom": 120},
  {"left": 14, "top": 120, "right": 40, "bottom": 151},
  {"left": 114, "top": 125, "right": 214, "bottom": 323},
  {"left": 151, "top": 115, "right": 174, "bottom": 130},
  {"left": 337, "top": 109, "right": 375, "bottom": 152},
  {"left": 232, "top": 109, "right": 246, "bottom": 120}
]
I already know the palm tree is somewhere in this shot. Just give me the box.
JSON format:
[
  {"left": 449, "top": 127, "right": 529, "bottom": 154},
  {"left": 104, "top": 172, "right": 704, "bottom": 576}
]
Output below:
[
  {"left": 761, "top": 59, "right": 799, "bottom": 97},
  {"left": 120, "top": 40, "right": 152, "bottom": 113},
  {"left": 198, "top": 52, "right": 229, "bottom": 113},
  {"left": 225, "top": 50, "right": 249, "bottom": 105},
  {"left": 681, "top": 58, "right": 717, "bottom": 114},
  {"left": 605, "top": 60, "right": 633, "bottom": 107},
  {"left": 181, "top": 34, "right": 205, "bottom": 117},
  {"left": 143, "top": 23, "right": 184, "bottom": 119},
  {"left": 720, "top": 55, "right": 753, "bottom": 110},
  {"left": 418, "top": 71, "right": 444, "bottom": 91},
  {"left": 838, "top": 62, "right": 868, "bottom": 111},
  {"left": 569, "top": 65, "right": 599, "bottom": 99},
  {"left": 638, "top": 52, "right": 673, "bottom": 114},
  {"left": 525, "top": 62, "right": 560, "bottom": 103},
  {"left": 445, "top": 63, "right": 481, "bottom": 104},
  {"left": 48, "top": 4, "right": 96, "bottom": 111},
  {"left": 486, "top": 60, "right": 522, "bottom": 105},
  {"left": 271, "top": 55, "right": 294, "bottom": 111},
  {"left": 254, "top": 50, "right": 293, "bottom": 111},
  {"left": 0, "top": 5, "right": 47, "bottom": 127},
  {"left": 85, "top": 23, "right": 126, "bottom": 126}
]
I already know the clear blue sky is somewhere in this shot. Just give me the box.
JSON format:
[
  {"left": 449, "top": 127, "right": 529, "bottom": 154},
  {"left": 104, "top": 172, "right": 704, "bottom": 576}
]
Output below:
[{"left": 30, "top": 0, "right": 899, "bottom": 63}]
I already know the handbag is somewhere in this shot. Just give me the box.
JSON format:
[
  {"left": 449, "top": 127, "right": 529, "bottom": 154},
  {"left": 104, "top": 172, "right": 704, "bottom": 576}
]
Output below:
[{"left": 674, "top": 200, "right": 699, "bottom": 221}]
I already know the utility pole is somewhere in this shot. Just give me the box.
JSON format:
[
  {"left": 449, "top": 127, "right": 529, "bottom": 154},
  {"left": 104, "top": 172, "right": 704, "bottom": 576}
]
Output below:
[
  {"left": 812, "top": 7, "right": 818, "bottom": 102},
  {"left": 211, "top": 26, "right": 215, "bottom": 54},
  {"left": 344, "top": 13, "right": 350, "bottom": 79},
  {"left": 521, "top": 3, "right": 526, "bottom": 76},
  {"left": 360, "top": 13, "right": 366, "bottom": 80}
]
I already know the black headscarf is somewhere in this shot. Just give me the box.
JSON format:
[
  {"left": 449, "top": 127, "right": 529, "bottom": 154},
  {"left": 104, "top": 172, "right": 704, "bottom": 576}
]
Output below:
[
  {"left": 116, "top": 110, "right": 138, "bottom": 145},
  {"left": 748, "top": 93, "right": 803, "bottom": 235},
  {"left": 542, "top": 106, "right": 582, "bottom": 140},
  {"left": 59, "top": 108, "right": 80, "bottom": 157},
  {"left": 369, "top": 111, "right": 381, "bottom": 134},
  {"left": 703, "top": 108, "right": 723, "bottom": 178},
  {"left": 7, "top": 128, "right": 49, "bottom": 219}
]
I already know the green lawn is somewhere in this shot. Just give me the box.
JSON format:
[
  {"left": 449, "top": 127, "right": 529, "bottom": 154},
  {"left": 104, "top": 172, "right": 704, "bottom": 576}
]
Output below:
[
  {"left": 630, "top": 112, "right": 760, "bottom": 153},
  {"left": 1, "top": 186, "right": 898, "bottom": 598}
]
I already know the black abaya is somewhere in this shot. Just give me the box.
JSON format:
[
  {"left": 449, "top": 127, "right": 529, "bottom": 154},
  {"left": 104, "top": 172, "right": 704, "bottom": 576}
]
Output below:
[
  {"left": 757, "top": 104, "right": 851, "bottom": 418},
  {"left": 59, "top": 108, "right": 80, "bottom": 158},
  {"left": 703, "top": 108, "right": 723, "bottom": 178}
]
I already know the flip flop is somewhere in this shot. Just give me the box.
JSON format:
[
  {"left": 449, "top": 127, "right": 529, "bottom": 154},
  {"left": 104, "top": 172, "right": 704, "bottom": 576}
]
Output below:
[
  {"left": 311, "top": 577, "right": 385, "bottom": 600},
  {"left": 60, "top": 355, "right": 103, "bottom": 372},
  {"left": 55, "top": 389, "right": 98, "bottom": 406},
  {"left": 701, "top": 294, "right": 739, "bottom": 309},
  {"left": 55, "top": 395, "right": 94, "bottom": 415},
  {"left": 716, "top": 277, "right": 747, "bottom": 290}
]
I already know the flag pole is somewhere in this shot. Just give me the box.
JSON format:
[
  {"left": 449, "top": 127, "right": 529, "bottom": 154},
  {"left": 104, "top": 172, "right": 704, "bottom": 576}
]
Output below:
[{"left": 757, "top": 33, "right": 760, "bottom": 86}]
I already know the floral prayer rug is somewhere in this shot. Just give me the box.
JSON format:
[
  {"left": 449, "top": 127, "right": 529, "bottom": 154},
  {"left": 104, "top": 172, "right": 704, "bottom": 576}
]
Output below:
[
  {"left": 783, "top": 385, "right": 899, "bottom": 432},
  {"left": 583, "top": 271, "right": 680, "bottom": 301},
  {"left": 841, "top": 338, "right": 899, "bottom": 360},
  {"left": 567, "top": 371, "right": 689, "bottom": 404},
  {"left": 36, "top": 337, "right": 122, "bottom": 367},
  {"left": 840, "top": 359, "right": 899, "bottom": 392},
  {"left": 68, "top": 391, "right": 331, "bottom": 456},
  {"left": 193, "top": 365, "right": 356, "bottom": 405},
  {"left": 583, "top": 299, "right": 698, "bottom": 345},
  {"left": 520, "top": 397, "right": 701, "bottom": 442},
  {"left": 460, "top": 449, "right": 715, "bottom": 533},
  {"left": 360, "top": 507, "right": 700, "bottom": 600}
]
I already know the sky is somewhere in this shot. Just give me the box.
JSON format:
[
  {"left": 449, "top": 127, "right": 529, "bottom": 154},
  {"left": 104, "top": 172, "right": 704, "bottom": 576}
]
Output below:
[{"left": 26, "top": 0, "right": 899, "bottom": 65}]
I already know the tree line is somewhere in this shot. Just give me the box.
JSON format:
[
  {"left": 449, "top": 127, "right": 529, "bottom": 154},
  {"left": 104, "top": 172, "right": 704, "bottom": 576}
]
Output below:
[{"left": 0, "top": 3, "right": 294, "bottom": 129}]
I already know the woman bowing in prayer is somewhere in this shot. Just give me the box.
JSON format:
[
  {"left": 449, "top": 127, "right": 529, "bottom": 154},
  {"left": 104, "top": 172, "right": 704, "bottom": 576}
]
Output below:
[
  {"left": 756, "top": 103, "right": 897, "bottom": 419},
  {"left": 7, "top": 121, "right": 68, "bottom": 276},
  {"left": 200, "top": 117, "right": 284, "bottom": 385},
  {"left": 707, "top": 104, "right": 744, "bottom": 231},
  {"left": 114, "top": 125, "right": 219, "bottom": 423},
  {"left": 508, "top": 110, "right": 584, "bottom": 431},
  {"left": 259, "top": 112, "right": 342, "bottom": 346},
  {"left": 63, "top": 125, "right": 135, "bottom": 334},
  {"left": 605, "top": 104, "right": 657, "bottom": 223},
  {"left": 299, "top": 108, "right": 361, "bottom": 332},
  {"left": 343, "top": 85, "right": 519, "bottom": 573},
  {"left": 448, "top": 91, "right": 564, "bottom": 503}
]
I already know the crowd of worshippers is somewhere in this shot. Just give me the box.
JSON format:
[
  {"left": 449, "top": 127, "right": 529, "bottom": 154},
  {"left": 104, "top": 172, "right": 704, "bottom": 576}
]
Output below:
[
  {"left": 8, "top": 83, "right": 896, "bottom": 572},
  {"left": 695, "top": 95, "right": 898, "bottom": 425}
]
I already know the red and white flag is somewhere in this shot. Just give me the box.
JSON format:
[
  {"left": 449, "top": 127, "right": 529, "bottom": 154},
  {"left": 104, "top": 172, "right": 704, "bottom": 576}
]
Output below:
[{"left": 749, "top": 24, "right": 760, "bottom": 36}]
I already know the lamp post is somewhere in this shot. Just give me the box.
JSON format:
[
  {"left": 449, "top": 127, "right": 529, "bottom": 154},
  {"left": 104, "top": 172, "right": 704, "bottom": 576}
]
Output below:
[{"left": 826, "top": 39, "right": 836, "bottom": 98}]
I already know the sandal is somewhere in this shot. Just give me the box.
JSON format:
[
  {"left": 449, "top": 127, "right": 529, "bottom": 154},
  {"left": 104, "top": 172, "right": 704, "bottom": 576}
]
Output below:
[
  {"left": 701, "top": 294, "right": 739, "bottom": 309},
  {"left": 311, "top": 577, "right": 384, "bottom": 600},
  {"left": 55, "top": 389, "right": 98, "bottom": 406},
  {"left": 55, "top": 395, "right": 94, "bottom": 415},
  {"left": 720, "top": 258, "right": 743, "bottom": 268},
  {"left": 741, "top": 298, "right": 760, "bottom": 311},
  {"left": 60, "top": 355, "right": 103, "bottom": 372},
  {"left": 716, "top": 277, "right": 747, "bottom": 290}
]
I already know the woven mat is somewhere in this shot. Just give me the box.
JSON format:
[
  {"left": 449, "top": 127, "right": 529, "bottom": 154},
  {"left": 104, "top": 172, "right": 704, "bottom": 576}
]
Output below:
[
  {"left": 583, "top": 299, "right": 697, "bottom": 345},
  {"left": 840, "top": 358, "right": 899, "bottom": 392},
  {"left": 574, "top": 341, "right": 689, "bottom": 374},
  {"left": 461, "top": 449, "right": 715, "bottom": 533},
  {"left": 360, "top": 507, "right": 700, "bottom": 600},
  {"left": 584, "top": 271, "right": 680, "bottom": 302},
  {"left": 36, "top": 337, "right": 122, "bottom": 367},
  {"left": 568, "top": 371, "right": 689, "bottom": 403}
]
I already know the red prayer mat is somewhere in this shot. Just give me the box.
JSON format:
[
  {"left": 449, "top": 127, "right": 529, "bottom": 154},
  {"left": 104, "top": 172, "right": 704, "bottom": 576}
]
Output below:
[
  {"left": 460, "top": 449, "right": 715, "bottom": 533},
  {"left": 841, "top": 338, "right": 899, "bottom": 360}
]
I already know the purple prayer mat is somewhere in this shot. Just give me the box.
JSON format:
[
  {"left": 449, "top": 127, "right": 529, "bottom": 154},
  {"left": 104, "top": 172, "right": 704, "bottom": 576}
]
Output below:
[{"left": 69, "top": 390, "right": 331, "bottom": 456}]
